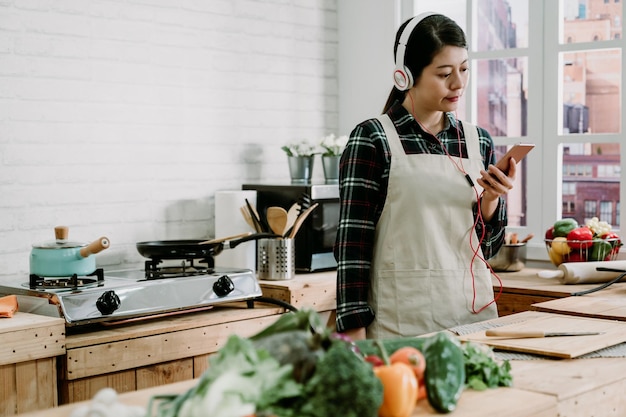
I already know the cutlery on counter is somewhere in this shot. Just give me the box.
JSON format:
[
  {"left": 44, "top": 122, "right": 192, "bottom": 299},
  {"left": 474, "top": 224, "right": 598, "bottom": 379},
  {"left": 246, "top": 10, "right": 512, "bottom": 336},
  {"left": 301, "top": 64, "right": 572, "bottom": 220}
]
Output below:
[{"left": 485, "top": 329, "right": 602, "bottom": 338}]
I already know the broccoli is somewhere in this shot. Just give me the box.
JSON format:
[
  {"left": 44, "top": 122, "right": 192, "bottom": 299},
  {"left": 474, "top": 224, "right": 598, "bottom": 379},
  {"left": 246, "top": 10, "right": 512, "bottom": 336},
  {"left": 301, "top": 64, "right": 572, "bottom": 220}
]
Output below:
[{"left": 294, "top": 339, "right": 384, "bottom": 417}]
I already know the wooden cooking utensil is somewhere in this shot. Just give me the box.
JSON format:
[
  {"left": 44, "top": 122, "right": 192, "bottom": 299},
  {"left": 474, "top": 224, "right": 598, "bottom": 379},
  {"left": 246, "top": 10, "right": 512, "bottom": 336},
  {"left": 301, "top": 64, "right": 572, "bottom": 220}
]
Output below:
[
  {"left": 287, "top": 203, "right": 319, "bottom": 239},
  {"left": 283, "top": 203, "right": 301, "bottom": 236},
  {"left": 245, "top": 198, "right": 266, "bottom": 232},
  {"left": 240, "top": 206, "right": 259, "bottom": 231},
  {"left": 199, "top": 232, "right": 252, "bottom": 245},
  {"left": 266, "top": 206, "right": 288, "bottom": 236}
]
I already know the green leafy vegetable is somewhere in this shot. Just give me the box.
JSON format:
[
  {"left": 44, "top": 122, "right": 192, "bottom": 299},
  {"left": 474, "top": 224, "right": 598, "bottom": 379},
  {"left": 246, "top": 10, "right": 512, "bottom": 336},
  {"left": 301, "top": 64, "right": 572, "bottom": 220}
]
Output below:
[
  {"left": 462, "top": 341, "right": 513, "bottom": 390},
  {"left": 149, "top": 335, "right": 302, "bottom": 417},
  {"left": 294, "top": 339, "right": 383, "bottom": 417}
]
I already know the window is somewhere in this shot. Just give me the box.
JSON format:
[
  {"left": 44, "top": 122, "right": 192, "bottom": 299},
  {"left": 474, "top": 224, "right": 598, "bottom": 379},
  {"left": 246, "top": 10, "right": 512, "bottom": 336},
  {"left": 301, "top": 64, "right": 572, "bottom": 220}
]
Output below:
[
  {"left": 585, "top": 200, "right": 598, "bottom": 219},
  {"left": 601, "top": 200, "right": 614, "bottom": 222},
  {"left": 413, "top": 0, "right": 624, "bottom": 261}
]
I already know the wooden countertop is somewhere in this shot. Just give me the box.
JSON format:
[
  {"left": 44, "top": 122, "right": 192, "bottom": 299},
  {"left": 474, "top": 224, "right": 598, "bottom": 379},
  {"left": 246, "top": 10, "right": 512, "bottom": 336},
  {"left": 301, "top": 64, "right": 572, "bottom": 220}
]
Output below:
[
  {"left": 14, "top": 374, "right": 557, "bottom": 417},
  {"left": 0, "top": 312, "right": 65, "bottom": 365},
  {"left": 493, "top": 267, "right": 626, "bottom": 297},
  {"left": 20, "top": 310, "right": 626, "bottom": 417},
  {"left": 497, "top": 267, "right": 626, "bottom": 320}
]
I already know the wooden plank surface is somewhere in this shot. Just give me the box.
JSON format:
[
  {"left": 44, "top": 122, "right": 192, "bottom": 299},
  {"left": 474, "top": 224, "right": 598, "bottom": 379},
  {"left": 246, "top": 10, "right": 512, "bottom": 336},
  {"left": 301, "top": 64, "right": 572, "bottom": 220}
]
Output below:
[
  {"left": 1, "top": 358, "right": 58, "bottom": 416},
  {"left": 13, "top": 376, "right": 557, "bottom": 417},
  {"left": 64, "top": 303, "right": 282, "bottom": 349},
  {"left": 0, "top": 313, "right": 65, "bottom": 365},
  {"left": 259, "top": 270, "right": 336, "bottom": 311},
  {"left": 63, "top": 313, "right": 281, "bottom": 379},
  {"left": 495, "top": 268, "right": 626, "bottom": 298},
  {"left": 512, "top": 357, "right": 626, "bottom": 416},
  {"left": 532, "top": 295, "right": 626, "bottom": 321},
  {"left": 459, "top": 311, "right": 626, "bottom": 358}
]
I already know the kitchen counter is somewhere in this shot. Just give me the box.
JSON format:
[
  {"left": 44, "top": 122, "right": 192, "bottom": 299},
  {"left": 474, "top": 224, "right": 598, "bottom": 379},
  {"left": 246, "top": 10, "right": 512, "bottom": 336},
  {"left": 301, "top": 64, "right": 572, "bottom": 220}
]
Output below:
[
  {"left": 492, "top": 267, "right": 626, "bottom": 315},
  {"left": 0, "top": 312, "right": 66, "bottom": 415},
  {"left": 16, "top": 310, "right": 626, "bottom": 417},
  {"left": 58, "top": 303, "right": 284, "bottom": 404},
  {"left": 10, "top": 266, "right": 623, "bottom": 414}
]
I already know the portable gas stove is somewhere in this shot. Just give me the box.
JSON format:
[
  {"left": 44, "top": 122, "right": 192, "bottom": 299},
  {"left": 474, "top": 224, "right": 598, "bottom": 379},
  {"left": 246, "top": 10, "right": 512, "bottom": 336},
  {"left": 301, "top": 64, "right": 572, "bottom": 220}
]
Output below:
[{"left": 0, "top": 262, "right": 273, "bottom": 328}]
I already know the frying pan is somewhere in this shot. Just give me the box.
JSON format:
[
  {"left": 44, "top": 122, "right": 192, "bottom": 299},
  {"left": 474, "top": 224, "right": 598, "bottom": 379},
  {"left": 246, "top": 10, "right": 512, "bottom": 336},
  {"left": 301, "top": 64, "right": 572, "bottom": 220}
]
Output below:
[{"left": 136, "top": 232, "right": 280, "bottom": 260}]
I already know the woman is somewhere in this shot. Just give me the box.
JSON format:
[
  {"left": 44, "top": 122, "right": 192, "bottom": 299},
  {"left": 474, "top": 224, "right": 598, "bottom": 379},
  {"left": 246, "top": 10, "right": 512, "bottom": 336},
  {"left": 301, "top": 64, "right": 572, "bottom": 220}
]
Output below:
[{"left": 334, "top": 13, "right": 515, "bottom": 340}]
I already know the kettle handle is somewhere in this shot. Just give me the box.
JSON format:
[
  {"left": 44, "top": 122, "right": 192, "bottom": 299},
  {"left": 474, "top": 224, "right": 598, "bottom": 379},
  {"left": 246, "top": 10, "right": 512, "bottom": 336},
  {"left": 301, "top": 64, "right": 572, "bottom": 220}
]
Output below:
[{"left": 79, "top": 237, "right": 110, "bottom": 258}]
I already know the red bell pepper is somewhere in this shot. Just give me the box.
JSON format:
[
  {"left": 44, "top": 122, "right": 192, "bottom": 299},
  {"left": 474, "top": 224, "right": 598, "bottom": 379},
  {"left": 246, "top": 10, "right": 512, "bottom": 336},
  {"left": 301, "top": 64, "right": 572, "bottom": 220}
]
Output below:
[
  {"left": 566, "top": 227, "right": 593, "bottom": 249},
  {"left": 601, "top": 232, "right": 623, "bottom": 255}
]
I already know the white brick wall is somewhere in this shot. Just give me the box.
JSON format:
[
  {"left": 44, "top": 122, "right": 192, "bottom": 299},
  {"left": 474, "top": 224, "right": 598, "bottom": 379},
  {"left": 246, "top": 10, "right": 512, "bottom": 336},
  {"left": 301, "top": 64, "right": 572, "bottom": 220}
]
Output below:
[{"left": 0, "top": 0, "right": 339, "bottom": 279}]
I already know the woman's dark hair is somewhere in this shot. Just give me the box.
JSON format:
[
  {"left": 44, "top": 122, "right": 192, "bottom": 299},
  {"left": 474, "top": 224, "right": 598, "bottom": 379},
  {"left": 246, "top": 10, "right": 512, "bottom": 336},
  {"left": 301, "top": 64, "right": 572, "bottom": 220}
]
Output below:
[{"left": 382, "top": 14, "right": 467, "bottom": 113}]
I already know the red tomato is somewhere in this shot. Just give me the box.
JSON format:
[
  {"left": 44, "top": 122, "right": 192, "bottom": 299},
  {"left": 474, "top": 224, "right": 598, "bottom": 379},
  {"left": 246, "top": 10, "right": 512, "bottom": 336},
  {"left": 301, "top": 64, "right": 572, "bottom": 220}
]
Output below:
[
  {"left": 566, "top": 227, "right": 593, "bottom": 249},
  {"left": 364, "top": 354, "right": 385, "bottom": 367},
  {"left": 389, "top": 347, "right": 426, "bottom": 383}
]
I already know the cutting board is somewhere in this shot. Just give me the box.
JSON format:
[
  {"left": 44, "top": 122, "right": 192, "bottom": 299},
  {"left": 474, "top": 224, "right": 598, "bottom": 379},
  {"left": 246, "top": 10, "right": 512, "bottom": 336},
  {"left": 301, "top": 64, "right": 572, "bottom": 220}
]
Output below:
[
  {"left": 458, "top": 311, "right": 626, "bottom": 358},
  {"left": 533, "top": 296, "right": 626, "bottom": 321}
]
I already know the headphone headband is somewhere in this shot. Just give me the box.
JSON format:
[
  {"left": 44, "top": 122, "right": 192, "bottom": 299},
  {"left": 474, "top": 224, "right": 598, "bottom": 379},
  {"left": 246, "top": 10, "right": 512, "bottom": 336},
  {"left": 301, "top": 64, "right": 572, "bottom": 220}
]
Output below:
[{"left": 393, "top": 12, "right": 436, "bottom": 91}]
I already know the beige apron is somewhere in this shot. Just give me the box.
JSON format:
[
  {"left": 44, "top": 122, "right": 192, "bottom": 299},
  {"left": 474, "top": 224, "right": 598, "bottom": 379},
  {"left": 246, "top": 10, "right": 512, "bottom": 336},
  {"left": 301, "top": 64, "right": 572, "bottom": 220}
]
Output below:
[{"left": 367, "top": 114, "right": 498, "bottom": 338}]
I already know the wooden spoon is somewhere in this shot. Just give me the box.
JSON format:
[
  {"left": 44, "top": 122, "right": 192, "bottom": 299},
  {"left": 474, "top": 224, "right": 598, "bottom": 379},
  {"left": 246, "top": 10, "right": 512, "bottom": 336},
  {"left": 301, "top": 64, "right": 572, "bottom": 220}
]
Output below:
[
  {"left": 283, "top": 203, "right": 301, "bottom": 236},
  {"left": 266, "top": 206, "right": 288, "bottom": 236},
  {"left": 287, "top": 203, "right": 319, "bottom": 239}
]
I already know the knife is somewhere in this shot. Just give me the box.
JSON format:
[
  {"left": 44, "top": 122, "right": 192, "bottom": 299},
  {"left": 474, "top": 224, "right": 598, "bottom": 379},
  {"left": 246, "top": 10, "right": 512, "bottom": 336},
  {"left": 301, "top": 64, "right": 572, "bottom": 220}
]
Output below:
[{"left": 485, "top": 329, "right": 602, "bottom": 338}]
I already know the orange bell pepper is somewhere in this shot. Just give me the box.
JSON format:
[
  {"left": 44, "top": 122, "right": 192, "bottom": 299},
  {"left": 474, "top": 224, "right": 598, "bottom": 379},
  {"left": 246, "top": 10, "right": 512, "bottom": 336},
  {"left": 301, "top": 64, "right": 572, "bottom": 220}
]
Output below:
[{"left": 374, "top": 362, "right": 418, "bottom": 417}]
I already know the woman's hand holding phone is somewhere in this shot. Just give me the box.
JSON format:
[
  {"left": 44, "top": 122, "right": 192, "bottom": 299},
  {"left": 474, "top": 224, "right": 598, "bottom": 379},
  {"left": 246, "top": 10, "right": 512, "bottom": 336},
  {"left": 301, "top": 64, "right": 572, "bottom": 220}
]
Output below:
[{"left": 494, "top": 143, "right": 535, "bottom": 175}]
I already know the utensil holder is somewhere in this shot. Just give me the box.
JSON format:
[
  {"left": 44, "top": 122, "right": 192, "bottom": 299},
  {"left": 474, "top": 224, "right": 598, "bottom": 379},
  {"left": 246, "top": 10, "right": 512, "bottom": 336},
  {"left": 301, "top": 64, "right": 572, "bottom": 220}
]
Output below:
[{"left": 257, "top": 238, "right": 295, "bottom": 280}]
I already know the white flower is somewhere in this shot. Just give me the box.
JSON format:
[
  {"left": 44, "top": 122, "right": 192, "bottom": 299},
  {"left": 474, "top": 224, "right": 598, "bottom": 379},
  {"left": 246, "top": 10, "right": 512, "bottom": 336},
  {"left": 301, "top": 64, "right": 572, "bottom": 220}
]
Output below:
[
  {"left": 320, "top": 133, "right": 349, "bottom": 156},
  {"left": 281, "top": 139, "right": 319, "bottom": 157}
]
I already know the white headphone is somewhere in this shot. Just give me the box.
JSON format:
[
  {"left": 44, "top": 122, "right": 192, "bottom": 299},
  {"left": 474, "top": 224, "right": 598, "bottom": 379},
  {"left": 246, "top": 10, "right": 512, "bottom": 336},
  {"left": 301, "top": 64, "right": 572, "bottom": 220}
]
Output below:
[{"left": 393, "top": 12, "right": 436, "bottom": 91}]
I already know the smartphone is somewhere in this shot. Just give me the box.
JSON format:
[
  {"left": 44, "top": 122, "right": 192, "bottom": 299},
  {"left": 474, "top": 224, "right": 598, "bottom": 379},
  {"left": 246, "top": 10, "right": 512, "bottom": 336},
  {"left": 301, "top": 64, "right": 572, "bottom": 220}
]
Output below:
[{"left": 495, "top": 143, "right": 535, "bottom": 175}]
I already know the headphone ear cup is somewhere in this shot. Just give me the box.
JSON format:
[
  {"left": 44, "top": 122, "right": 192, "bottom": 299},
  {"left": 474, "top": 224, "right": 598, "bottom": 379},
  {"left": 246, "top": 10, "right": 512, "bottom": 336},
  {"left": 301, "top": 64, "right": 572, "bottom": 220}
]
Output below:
[
  {"left": 393, "top": 12, "right": 435, "bottom": 91},
  {"left": 393, "top": 66, "right": 413, "bottom": 91}
]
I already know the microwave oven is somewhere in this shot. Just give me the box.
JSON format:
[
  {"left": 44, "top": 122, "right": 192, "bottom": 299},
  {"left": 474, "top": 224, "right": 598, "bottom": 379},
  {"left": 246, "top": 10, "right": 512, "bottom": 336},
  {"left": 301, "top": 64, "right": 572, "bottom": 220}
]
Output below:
[{"left": 241, "top": 182, "right": 339, "bottom": 272}]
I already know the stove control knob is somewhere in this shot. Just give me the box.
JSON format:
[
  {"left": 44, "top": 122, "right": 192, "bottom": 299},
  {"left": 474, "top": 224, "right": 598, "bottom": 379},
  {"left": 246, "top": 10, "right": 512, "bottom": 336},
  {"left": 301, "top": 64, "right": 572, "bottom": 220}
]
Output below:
[
  {"left": 96, "top": 290, "right": 121, "bottom": 315},
  {"left": 213, "top": 275, "right": 235, "bottom": 297}
]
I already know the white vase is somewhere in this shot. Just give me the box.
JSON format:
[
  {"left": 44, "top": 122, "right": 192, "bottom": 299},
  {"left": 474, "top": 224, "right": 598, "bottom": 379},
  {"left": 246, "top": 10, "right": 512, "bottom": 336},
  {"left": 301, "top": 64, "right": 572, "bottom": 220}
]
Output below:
[
  {"left": 287, "top": 156, "right": 314, "bottom": 183},
  {"left": 322, "top": 155, "right": 340, "bottom": 184}
]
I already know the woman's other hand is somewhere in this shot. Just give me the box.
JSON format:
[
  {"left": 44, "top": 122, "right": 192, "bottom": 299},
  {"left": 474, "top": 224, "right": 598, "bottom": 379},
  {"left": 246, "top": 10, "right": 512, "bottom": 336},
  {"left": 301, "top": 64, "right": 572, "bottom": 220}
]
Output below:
[{"left": 341, "top": 327, "right": 367, "bottom": 341}]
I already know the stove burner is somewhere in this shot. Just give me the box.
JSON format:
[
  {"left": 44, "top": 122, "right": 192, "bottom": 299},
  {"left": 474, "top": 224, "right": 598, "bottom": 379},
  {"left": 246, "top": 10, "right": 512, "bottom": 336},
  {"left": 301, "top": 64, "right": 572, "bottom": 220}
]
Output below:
[
  {"left": 144, "top": 259, "right": 213, "bottom": 279},
  {"left": 27, "top": 268, "right": 105, "bottom": 290}
]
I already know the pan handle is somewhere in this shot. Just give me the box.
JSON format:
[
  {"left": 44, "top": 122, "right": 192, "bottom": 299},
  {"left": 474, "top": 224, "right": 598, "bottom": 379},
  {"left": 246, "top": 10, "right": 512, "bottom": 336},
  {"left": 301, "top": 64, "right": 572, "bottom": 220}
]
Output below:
[{"left": 227, "top": 232, "right": 281, "bottom": 249}]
